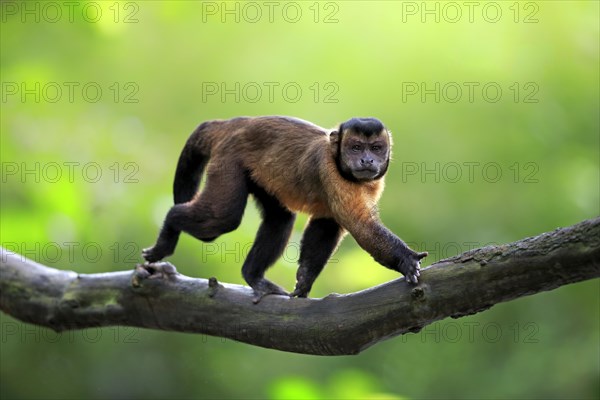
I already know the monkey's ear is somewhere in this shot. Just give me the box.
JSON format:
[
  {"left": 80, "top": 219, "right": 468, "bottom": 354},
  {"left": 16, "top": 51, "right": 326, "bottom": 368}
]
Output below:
[
  {"left": 329, "top": 130, "right": 339, "bottom": 143},
  {"left": 329, "top": 130, "right": 340, "bottom": 157},
  {"left": 416, "top": 252, "right": 428, "bottom": 260}
]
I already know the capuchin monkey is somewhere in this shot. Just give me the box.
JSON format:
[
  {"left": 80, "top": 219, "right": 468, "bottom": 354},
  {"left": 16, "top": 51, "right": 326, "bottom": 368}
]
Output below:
[{"left": 143, "top": 116, "right": 427, "bottom": 302}]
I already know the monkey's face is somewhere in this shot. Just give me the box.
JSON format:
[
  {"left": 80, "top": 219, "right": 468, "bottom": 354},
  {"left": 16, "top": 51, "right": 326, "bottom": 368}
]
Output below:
[{"left": 338, "top": 129, "right": 390, "bottom": 182}]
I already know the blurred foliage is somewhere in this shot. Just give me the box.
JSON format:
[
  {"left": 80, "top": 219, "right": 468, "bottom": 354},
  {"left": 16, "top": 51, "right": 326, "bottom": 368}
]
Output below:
[{"left": 1, "top": 1, "right": 598, "bottom": 399}]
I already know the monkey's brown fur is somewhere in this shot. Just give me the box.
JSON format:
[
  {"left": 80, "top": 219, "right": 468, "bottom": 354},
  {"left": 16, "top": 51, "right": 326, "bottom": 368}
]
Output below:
[
  {"left": 200, "top": 117, "right": 382, "bottom": 217},
  {"left": 143, "top": 116, "right": 426, "bottom": 302}
]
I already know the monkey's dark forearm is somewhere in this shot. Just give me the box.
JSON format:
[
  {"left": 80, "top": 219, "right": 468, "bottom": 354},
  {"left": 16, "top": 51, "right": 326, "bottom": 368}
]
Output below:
[
  {"left": 350, "top": 222, "right": 419, "bottom": 272},
  {"left": 373, "top": 225, "right": 417, "bottom": 269}
]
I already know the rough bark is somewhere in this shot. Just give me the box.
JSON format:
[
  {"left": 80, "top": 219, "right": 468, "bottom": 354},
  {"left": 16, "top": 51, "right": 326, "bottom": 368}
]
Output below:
[{"left": 1, "top": 217, "right": 599, "bottom": 355}]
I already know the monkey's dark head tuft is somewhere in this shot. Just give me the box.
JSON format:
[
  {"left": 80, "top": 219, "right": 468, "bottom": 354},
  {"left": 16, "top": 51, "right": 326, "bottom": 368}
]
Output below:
[{"left": 339, "top": 117, "right": 386, "bottom": 137}]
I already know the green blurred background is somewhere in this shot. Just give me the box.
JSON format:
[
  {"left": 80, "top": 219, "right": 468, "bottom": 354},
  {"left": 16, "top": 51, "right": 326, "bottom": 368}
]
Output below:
[{"left": 1, "top": 1, "right": 598, "bottom": 399}]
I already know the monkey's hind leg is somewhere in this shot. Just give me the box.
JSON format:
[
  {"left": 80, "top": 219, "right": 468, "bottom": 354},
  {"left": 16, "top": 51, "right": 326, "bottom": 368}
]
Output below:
[
  {"left": 142, "top": 218, "right": 182, "bottom": 263},
  {"left": 243, "top": 185, "right": 296, "bottom": 304},
  {"left": 142, "top": 163, "right": 249, "bottom": 262},
  {"left": 290, "top": 218, "right": 344, "bottom": 298}
]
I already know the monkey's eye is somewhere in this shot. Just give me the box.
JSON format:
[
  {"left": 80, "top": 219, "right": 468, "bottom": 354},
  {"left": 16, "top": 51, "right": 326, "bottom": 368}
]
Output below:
[
  {"left": 351, "top": 144, "right": 362, "bottom": 152},
  {"left": 371, "top": 145, "right": 382, "bottom": 152}
]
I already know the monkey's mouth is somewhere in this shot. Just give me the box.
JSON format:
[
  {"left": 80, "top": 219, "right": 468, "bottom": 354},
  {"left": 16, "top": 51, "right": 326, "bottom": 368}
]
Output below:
[{"left": 353, "top": 168, "right": 379, "bottom": 180}]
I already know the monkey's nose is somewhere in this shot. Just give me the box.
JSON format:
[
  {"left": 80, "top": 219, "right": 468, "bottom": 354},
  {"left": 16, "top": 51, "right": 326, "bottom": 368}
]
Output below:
[{"left": 361, "top": 158, "right": 374, "bottom": 165}]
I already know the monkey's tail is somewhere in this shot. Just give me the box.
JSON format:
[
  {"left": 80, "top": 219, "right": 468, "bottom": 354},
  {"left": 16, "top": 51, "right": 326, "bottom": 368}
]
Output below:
[{"left": 172, "top": 123, "right": 210, "bottom": 204}]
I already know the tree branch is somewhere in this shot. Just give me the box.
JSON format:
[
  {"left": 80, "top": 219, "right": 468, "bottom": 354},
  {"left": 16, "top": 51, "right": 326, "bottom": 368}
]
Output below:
[{"left": 1, "top": 218, "right": 599, "bottom": 355}]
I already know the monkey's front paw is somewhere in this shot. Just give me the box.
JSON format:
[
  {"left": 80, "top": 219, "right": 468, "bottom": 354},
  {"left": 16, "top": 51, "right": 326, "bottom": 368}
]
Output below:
[
  {"left": 289, "top": 277, "right": 313, "bottom": 298},
  {"left": 289, "top": 286, "right": 310, "bottom": 299},
  {"left": 398, "top": 251, "right": 428, "bottom": 284},
  {"left": 250, "top": 279, "right": 289, "bottom": 304},
  {"left": 290, "top": 266, "right": 313, "bottom": 298}
]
